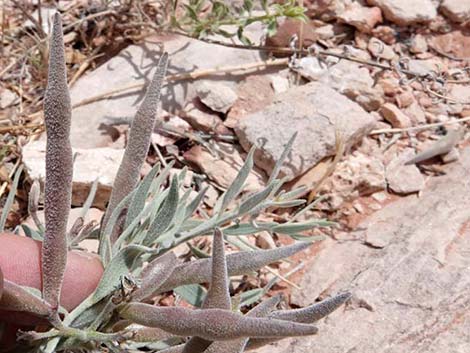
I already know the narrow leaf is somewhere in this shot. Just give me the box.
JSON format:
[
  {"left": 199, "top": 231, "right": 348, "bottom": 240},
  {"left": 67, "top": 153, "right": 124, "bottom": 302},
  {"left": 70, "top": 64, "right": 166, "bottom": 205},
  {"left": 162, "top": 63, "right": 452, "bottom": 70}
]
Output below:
[
  {"left": 268, "top": 133, "right": 296, "bottom": 183},
  {"left": 0, "top": 164, "right": 23, "bottom": 231},
  {"left": 144, "top": 175, "right": 179, "bottom": 244},
  {"left": 125, "top": 163, "right": 160, "bottom": 228}
]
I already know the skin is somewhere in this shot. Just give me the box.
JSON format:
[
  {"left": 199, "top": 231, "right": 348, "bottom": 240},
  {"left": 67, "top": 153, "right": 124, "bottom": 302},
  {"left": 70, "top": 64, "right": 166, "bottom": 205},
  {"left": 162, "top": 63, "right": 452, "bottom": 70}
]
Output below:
[{"left": 0, "top": 233, "right": 103, "bottom": 346}]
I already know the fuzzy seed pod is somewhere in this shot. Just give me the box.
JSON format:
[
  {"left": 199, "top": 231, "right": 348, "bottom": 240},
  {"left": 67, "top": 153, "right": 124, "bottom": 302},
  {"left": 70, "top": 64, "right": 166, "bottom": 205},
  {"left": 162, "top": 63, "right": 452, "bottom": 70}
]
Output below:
[
  {"left": 182, "top": 229, "right": 232, "bottom": 353},
  {"left": 42, "top": 13, "right": 73, "bottom": 311},
  {"left": 103, "top": 53, "right": 169, "bottom": 243},
  {"left": 157, "top": 241, "right": 311, "bottom": 294},
  {"left": 202, "top": 228, "right": 231, "bottom": 310},
  {"left": 0, "top": 280, "right": 50, "bottom": 317},
  {"left": 119, "top": 304, "right": 318, "bottom": 341}
]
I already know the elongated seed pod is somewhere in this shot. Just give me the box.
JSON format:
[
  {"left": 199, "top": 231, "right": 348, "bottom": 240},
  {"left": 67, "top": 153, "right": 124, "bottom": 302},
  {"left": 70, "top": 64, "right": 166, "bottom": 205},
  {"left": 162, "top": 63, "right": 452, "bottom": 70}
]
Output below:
[
  {"left": 119, "top": 304, "right": 318, "bottom": 341},
  {"left": 246, "top": 292, "right": 351, "bottom": 350},
  {"left": 132, "top": 251, "right": 177, "bottom": 302},
  {"left": 42, "top": 13, "right": 73, "bottom": 311},
  {"left": 180, "top": 229, "right": 231, "bottom": 353},
  {"left": 269, "top": 292, "right": 352, "bottom": 323},
  {"left": 204, "top": 295, "right": 283, "bottom": 353},
  {"left": 202, "top": 228, "right": 231, "bottom": 310},
  {"left": 0, "top": 280, "right": 50, "bottom": 317},
  {"left": 157, "top": 242, "right": 311, "bottom": 294},
  {"left": 103, "top": 53, "right": 169, "bottom": 243}
]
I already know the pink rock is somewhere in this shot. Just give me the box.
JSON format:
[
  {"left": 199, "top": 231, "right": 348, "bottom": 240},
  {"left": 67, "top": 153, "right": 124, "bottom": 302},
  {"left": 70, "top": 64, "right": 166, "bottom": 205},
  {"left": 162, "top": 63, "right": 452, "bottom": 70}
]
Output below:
[
  {"left": 338, "top": 4, "right": 382, "bottom": 32},
  {"left": 380, "top": 103, "right": 412, "bottom": 128}
]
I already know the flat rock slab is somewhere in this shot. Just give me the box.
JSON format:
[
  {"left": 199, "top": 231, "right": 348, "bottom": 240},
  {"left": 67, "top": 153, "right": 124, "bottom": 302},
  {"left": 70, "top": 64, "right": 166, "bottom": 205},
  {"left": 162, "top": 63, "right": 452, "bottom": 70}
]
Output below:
[
  {"left": 69, "top": 34, "right": 264, "bottom": 148},
  {"left": 255, "top": 148, "right": 470, "bottom": 352},
  {"left": 23, "top": 141, "right": 124, "bottom": 209},
  {"left": 235, "top": 82, "right": 376, "bottom": 181}
]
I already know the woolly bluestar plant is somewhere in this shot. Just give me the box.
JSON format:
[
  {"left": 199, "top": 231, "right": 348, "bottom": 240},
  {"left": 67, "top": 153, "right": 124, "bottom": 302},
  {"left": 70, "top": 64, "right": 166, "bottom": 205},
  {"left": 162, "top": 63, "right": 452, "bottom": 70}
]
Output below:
[{"left": 0, "top": 13, "right": 350, "bottom": 353}]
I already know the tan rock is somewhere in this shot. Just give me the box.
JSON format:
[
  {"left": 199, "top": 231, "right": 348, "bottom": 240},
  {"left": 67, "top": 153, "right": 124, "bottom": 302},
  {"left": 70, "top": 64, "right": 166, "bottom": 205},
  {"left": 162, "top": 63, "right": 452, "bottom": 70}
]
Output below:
[
  {"left": 380, "top": 103, "right": 412, "bottom": 128},
  {"left": 440, "top": 0, "right": 470, "bottom": 22},
  {"left": 338, "top": 4, "right": 382, "bottom": 32},
  {"left": 367, "top": 0, "right": 437, "bottom": 26},
  {"left": 183, "top": 143, "right": 266, "bottom": 193}
]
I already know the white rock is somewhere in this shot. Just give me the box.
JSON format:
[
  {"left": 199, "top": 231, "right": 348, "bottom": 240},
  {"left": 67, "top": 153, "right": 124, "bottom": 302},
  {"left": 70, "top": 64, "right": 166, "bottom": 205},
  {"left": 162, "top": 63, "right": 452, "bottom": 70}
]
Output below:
[
  {"left": 23, "top": 140, "right": 124, "bottom": 208},
  {"left": 195, "top": 81, "right": 238, "bottom": 114},
  {"left": 440, "top": 0, "right": 470, "bottom": 22},
  {"left": 367, "top": 0, "right": 437, "bottom": 25}
]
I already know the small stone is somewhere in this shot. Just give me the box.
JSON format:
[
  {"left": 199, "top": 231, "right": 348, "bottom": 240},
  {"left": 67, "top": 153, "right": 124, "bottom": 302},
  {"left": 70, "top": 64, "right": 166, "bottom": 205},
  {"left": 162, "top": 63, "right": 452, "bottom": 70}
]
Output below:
[
  {"left": 195, "top": 81, "right": 237, "bottom": 114},
  {"left": 256, "top": 232, "right": 277, "bottom": 250},
  {"left": 338, "top": 4, "right": 382, "bottom": 32},
  {"left": 181, "top": 99, "right": 231, "bottom": 135},
  {"left": 23, "top": 140, "right": 124, "bottom": 209},
  {"left": 270, "top": 75, "right": 290, "bottom": 94},
  {"left": 371, "top": 25, "right": 397, "bottom": 45},
  {"left": 442, "top": 148, "right": 460, "bottom": 164},
  {"left": 403, "top": 101, "right": 427, "bottom": 124},
  {"left": 202, "top": 183, "right": 219, "bottom": 208},
  {"left": 315, "top": 24, "right": 335, "bottom": 40},
  {"left": 380, "top": 103, "right": 412, "bottom": 128},
  {"left": 410, "top": 34, "right": 428, "bottom": 54},
  {"left": 371, "top": 191, "right": 388, "bottom": 202},
  {"left": 368, "top": 37, "right": 396, "bottom": 60},
  {"left": 440, "top": 0, "right": 470, "bottom": 23},
  {"left": 386, "top": 150, "right": 425, "bottom": 194},
  {"left": 367, "top": 0, "right": 437, "bottom": 26},
  {"left": 0, "top": 89, "right": 19, "bottom": 109},
  {"left": 265, "top": 18, "right": 318, "bottom": 51},
  {"left": 395, "top": 90, "right": 415, "bottom": 108},
  {"left": 183, "top": 143, "right": 265, "bottom": 193}
]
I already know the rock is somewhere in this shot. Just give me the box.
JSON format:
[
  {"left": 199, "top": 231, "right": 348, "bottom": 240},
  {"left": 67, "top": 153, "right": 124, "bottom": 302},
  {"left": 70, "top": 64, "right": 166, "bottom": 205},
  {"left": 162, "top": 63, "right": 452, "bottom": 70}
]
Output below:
[
  {"left": 183, "top": 143, "right": 265, "bottom": 193},
  {"left": 380, "top": 103, "right": 412, "bottom": 128},
  {"left": 21, "top": 207, "right": 103, "bottom": 234},
  {"left": 431, "top": 30, "right": 470, "bottom": 59},
  {"left": 195, "top": 81, "right": 237, "bottom": 114},
  {"left": 225, "top": 75, "right": 275, "bottom": 129},
  {"left": 403, "top": 101, "right": 427, "bottom": 124},
  {"left": 24, "top": 7, "right": 57, "bottom": 34},
  {"left": 235, "top": 82, "right": 376, "bottom": 181},
  {"left": 325, "top": 60, "right": 384, "bottom": 111},
  {"left": 152, "top": 114, "right": 192, "bottom": 147},
  {"left": 314, "top": 24, "right": 335, "bottom": 40},
  {"left": 386, "top": 149, "right": 425, "bottom": 194},
  {"left": 410, "top": 34, "right": 428, "bottom": 54},
  {"left": 255, "top": 232, "right": 277, "bottom": 250},
  {"left": 265, "top": 18, "right": 318, "bottom": 53},
  {"left": 371, "top": 25, "right": 397, "bottom": 45},
  {"left": 181, "top": 99, "right": 231, "bottom": 135},
  {"left": 366, "top": 0, "right": 437, "bottom": 26},
  {"left": 440, "top": 0, "right": 470, "bottom": 22},
  {"left": 68, "top": 33, "right": 265, "bottom": 148},
  {"left": 307, "top": 153, "right": 386, "bottom": 209},
  {"left": 294, "top": 58, "right": 384, "bottom": 111},
  {"left": 0, "top": 89, "right": 19, "bottom": 109},
  {"left": 22, "top": 140, "right": 124, "bottom": 209},
  {"left": 270, "top": 75, "right": 290, "bottom": 94},
  {"left": 407, "top": 59, "right": 440, "bottom": 77},
  {"left": 264, "top": 149, "right": 470, "bottom": 353},
  {"left": 367, "top": 37, "right": 396, "bottom": 60},
  {"left": 337, "top": 4, "right": 382, "bottom": 32}
]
